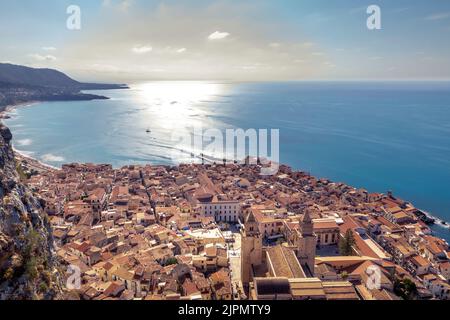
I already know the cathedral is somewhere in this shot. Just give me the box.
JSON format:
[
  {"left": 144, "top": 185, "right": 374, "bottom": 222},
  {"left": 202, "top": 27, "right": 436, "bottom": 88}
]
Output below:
[
  {"left": 240, "top": 209, "right": 318, "bottom": 290},
  {"left": 240, "top": 210, "right": 263, "bottom": 286}
]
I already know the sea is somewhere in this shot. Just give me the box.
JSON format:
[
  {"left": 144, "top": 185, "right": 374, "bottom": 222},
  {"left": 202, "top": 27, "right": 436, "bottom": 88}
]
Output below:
[{"left": 4, "top": 81, "right": 450, "bottom": 242}]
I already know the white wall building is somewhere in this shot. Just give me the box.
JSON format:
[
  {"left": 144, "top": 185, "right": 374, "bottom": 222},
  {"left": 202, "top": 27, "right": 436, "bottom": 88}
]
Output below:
[{"left": 198, "top": 201, "right": 241, "bottom": 223}]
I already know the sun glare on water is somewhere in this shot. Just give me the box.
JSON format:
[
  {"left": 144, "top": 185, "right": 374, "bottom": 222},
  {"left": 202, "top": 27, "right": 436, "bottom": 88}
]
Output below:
[{"left": 134, "top": 81, "right": 224, "bottom": 130}]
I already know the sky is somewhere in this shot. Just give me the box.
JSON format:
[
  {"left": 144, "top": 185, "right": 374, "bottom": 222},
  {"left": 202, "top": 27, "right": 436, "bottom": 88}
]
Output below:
[{"left": 1, "top": 0, "right": 450, "bottom": 82}]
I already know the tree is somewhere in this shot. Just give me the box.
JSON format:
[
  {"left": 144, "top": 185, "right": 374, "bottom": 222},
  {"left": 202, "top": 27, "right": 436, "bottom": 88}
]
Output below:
[
  {"left": 339, "top": 229, "right": 356, "bottom": 256},
  {"left": 164, "top": 257, "right": 178, "bottom": 266},
  {"left": 21, "top": 230, "right": 41, "bottom": 280},
  {"left": 394, "top": 278, "right": 418, "bottom": 300},
  {"left": 341, "top": 271, "right": 349, "bottom": 281}
]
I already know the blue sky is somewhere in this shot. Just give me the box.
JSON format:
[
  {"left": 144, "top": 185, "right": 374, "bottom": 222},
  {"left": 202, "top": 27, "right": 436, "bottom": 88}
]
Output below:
[{"left": 1, "top": 0, "right": 450, "bottom": 81}]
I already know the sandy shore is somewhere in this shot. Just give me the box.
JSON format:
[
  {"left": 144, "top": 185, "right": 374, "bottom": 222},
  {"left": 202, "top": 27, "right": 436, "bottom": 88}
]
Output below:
[
  {"left": 0, "top": 101, "right": 38, "bottom": 117},
  {"left": 13, "top": 147, "right": 59, "bottom": 173}
]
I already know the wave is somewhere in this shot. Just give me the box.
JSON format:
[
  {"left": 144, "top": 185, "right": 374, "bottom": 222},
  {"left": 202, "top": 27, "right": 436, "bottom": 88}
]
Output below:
[
  {"left": 16, "top": 138, "right": 32, "bottom": 146},
  {"left": 41, "top": 153, "right": 65, "bottom": 162},
  {"left": 421, "top": 209, "right": 450, "bottom": 230}
]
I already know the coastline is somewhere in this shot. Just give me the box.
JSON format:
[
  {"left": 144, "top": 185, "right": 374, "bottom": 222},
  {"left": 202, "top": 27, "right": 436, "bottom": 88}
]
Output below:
[
  {"left": 0, "top": 100, "right": 39, "bottom": 117},
  {"left": 1, "top": 100, "right": 59, "bottom": 173},
  {"left": 12, "top": 149, "right": 450, "bottom": 240},
  {"left": 421, "top": 209, "right": 450, "bottom": 230},
  {"left": 13, "top": 147, "right": 59, "bottom": 173},
  {"left": 1, "top": 99, "right": 449, "bottom": 241}
]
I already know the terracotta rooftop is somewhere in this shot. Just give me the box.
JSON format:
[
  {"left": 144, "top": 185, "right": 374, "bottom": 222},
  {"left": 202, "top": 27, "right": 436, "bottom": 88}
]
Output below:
[{"left": 266, "top": 245, "right": 306, "bottom": 279}]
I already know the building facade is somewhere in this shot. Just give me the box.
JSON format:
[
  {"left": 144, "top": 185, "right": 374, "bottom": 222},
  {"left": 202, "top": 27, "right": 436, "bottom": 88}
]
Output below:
[
  {"left": 241, "top": 211, "right": 263, "bottom": 287},
  {"left": 198, "top": 200, "right": 241, "bottom": 223}
]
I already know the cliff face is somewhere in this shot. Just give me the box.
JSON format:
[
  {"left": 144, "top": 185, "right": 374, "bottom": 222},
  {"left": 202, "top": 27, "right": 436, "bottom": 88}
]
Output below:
[{"left": 0, "top": 124, "right": 62, "bottom": 299}]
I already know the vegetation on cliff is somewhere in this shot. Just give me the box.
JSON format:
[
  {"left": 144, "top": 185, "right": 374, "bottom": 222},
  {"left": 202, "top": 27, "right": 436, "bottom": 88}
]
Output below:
[{"left": 0, "top": 124, "right": 62, "bottom": 299}]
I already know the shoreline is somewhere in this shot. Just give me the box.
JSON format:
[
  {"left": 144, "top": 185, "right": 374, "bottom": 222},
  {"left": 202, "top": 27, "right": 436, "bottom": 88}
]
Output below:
[
  {"left": 1, "top": 100, "right": 449, "bottom": 240},
  {"left": 1, "top": 100, "right": 60, "bottom": 173},
  {"left": 421, "top": 209, "right": 450, "bottom": 230},
  {"left": 13, "top": 147, "right": 450, "bottom": 238},
  {"left": 13, "top": 147, "right": 60, "bottom": 173},
  {"left": 0, "top": 100, "right": 39, "bottom": 117}
]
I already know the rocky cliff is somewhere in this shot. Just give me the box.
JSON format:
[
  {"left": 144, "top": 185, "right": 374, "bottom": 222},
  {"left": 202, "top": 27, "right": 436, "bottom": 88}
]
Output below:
[{"left": 0, "top": 124, "right": 62, "bottom": 299}]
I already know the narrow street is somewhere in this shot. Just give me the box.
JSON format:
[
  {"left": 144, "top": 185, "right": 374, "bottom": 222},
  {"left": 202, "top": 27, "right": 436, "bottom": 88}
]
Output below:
[{"left": 228, "top": 225, "right": 242, "bottom": 299}]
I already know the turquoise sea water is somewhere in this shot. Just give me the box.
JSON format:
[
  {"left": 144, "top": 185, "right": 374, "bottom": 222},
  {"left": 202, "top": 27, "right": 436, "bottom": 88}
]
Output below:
[{"left": 4, "top": 81, "right": 450, "bottom": 241}]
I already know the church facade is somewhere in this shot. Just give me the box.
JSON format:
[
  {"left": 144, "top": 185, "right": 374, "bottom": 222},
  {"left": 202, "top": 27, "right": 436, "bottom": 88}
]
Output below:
[{"left": 240, "top": 209, "right": 318, "bottom": 288}]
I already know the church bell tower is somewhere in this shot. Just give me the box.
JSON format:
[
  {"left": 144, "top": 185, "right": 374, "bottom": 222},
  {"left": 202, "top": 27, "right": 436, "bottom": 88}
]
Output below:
[
  {"left": 241, "top": 210, "right": 263, "bottom": 287},
  {"left": 296, "top": 209, "right": 317, "bottom": 276}
]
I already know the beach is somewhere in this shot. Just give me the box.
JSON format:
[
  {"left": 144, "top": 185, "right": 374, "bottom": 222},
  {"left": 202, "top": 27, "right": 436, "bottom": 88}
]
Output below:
[
  {"left": 0, "top": 100, "right": 38, "bottom": 115},
  {"left": 13, "top": 147, "right": 59, "bottom": 173}
]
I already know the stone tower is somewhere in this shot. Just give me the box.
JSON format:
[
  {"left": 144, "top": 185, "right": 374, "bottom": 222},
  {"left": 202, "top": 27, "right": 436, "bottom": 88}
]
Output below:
[
  {"left": 296, "top": 209, "right": 317, "bottom": 276},
  {"left": 241, "top": 210, "right": 263, "bottom": 287}
]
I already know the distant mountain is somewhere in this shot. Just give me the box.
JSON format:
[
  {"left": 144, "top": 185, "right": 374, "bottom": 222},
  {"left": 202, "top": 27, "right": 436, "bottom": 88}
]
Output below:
[
  {"left": 0, "top": 63, "right": 127, "bottom": 90},
  {"left": 0, "top": 63, "right": 128, "bottom": 110}
]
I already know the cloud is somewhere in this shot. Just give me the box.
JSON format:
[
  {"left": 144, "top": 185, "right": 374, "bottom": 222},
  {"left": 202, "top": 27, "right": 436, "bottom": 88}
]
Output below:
[
  {"left": 103, "top": 0, "right": 133, "bottom": 11},
  {"left": 208, "top": 31, "right": 230, "bottom": 40},
  {"left": 132, "top": 45, "right": 153, "bottom": 54},
  {"left": 28, "top": 53, "right": 57, "bottom": 61},
  {"left": 42, "top": 47, "right": 57, "bottom": 51},
  {"left": 425, "top": 12, "right": 450, "bottom": 21},
  {"left": 45, "top": 3, "right": 323, "bottom": 81},
  {"left": 41, "top": 154, "right": 65, "bottom": 162}
]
